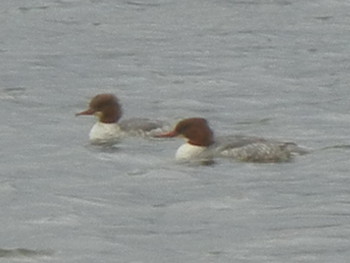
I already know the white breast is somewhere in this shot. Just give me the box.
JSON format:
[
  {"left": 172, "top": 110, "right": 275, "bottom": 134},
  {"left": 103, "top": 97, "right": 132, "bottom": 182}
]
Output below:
[
  {"left": 175, "top": 143, "right": 209, "bottom": 161},
  {"left": 89, "top": 122, "right": 124, "bottom": 145}
]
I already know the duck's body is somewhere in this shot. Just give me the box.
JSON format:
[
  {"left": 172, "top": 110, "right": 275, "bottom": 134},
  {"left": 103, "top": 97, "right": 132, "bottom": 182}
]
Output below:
[
  {"left": 215, "top": 135, "right": 305, "bottom": 162},
  {"left": 76, "top": 94, "right": 168, "bottom": 145},
  {"left": 157, "top": 118, "right": 307, "bottom": 163}
]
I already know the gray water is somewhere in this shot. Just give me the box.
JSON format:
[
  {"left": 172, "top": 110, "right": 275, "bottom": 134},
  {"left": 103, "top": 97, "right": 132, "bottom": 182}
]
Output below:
[{"left": 1, "top": 0, "right": 350, "bottom": 262}]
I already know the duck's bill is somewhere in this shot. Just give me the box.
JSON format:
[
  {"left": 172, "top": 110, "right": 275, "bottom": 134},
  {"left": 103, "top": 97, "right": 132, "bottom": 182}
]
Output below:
[
  {"left": 154, "top": 130, "right": 178, "bottom": 138},
  {"left": 75, "top": 108, "right": 95, "bottom": 116}
]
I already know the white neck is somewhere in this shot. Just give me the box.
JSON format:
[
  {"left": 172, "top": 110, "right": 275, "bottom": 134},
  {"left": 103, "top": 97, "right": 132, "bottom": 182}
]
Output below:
[
  {"left": 175, "top": 143, "right": 209, "bottom": 161},
  {"left": 89, "top": 122, "right": 123, "bottom": 144}
]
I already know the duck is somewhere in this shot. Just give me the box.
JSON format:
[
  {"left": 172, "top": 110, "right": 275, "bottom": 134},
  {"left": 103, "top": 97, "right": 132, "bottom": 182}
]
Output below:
[
  {"left": 76, "top": 94, "right": 169, "bottom": 145},
  {"left": 156, "top": 117, "right": 308, "bottom": 163}
]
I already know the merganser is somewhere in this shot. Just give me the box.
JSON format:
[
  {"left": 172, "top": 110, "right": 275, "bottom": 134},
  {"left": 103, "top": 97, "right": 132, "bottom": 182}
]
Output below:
[
  {"left": 76, "top": 94, "right": 168, "bottom": 145},
  {"left": 156, "top": 117, "right": 308, "bottom": 163}
]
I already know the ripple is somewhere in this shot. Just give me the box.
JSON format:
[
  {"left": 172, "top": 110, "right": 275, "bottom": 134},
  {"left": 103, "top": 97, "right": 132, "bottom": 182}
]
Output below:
[
  {"left": 0, "top": 248, "right": 54, "bottom": 258},
  {"left": 18, "top": 6, "right": 49, "bottom": 12},
  {"left": 0, "top": 87, "right": 26, "bottom": 101},
  {"left": 319, "top": 144, "right": 350, "bottom": 151}
]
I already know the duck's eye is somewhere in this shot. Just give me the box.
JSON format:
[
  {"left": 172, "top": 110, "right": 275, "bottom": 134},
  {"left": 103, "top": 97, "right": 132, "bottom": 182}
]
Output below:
[{"left": 176, "top": 124, "right": 189, "bottom": 134}]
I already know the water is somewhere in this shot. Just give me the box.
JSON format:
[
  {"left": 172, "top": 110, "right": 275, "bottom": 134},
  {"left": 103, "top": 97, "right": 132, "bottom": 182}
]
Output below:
[{"left": 1, "top": 0, "right": 350, "bottom": 262}]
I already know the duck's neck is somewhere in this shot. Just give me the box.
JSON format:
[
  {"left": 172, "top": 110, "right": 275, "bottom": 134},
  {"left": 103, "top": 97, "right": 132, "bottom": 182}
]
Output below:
[
  {"left": 99, "top": 105, "right": 122, "bottom": 123},
  {"left": 185, "top": 128, "right": 214, "bottom": 147}
]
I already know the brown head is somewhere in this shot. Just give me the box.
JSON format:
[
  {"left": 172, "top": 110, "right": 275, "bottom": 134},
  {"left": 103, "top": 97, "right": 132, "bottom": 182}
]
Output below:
[
  {"left": 157, "top": 117, "right": 214, "bottom": 146},
  {"left": 76, "top": 94, "right": 122, "bottom": 123}
]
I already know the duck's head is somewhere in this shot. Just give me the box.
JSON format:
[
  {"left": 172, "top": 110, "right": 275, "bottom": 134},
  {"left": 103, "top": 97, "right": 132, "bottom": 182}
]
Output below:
[
  {"left": 157, "top": 117, "right": 214, "bottom": 147},
  {"left": 76, "top": 94, "right": 122, "bottom": 123}
]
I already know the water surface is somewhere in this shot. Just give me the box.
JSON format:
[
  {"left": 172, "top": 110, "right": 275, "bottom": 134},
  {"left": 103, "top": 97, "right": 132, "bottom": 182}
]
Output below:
[{"left": 1, "top": 0, "right": 350, "bottom": 262}]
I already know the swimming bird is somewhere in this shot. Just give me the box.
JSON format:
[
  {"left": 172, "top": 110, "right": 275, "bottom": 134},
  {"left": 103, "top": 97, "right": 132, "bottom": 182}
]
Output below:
[
  {"left": 156, "top": 117, "right": 308, "bottom": 163},
  {"left": 76, "top": 93, "right": 169, "bottom": 145}
]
